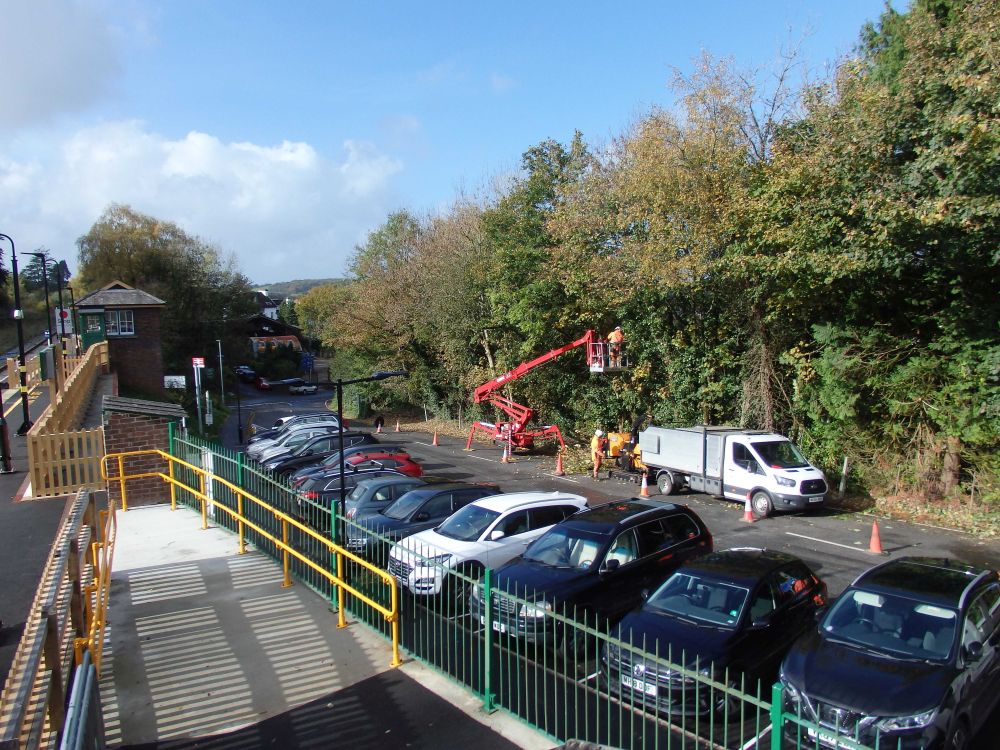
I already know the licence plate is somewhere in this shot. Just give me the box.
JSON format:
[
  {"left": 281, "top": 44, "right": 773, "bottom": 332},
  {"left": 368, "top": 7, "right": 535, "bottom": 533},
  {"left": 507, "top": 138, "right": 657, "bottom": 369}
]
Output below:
[
  {"left": 492, "top": 621, "right": 507, "bottom": 634},
  {"left": 621, "top": 675, "right": 658, "bottom": 697},
  {"left": 806, "top": 727, "right": 846, "bottom": 749},
  {"left": 808, "top": 495, "right": 825, "bottom": 503}
]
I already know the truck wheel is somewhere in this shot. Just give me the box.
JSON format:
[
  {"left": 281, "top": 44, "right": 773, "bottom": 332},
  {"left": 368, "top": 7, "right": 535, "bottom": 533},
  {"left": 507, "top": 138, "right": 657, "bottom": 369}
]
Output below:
[
  {"left": 657, "top": 471, "right": 676, "bottom": 495},
  {"left": 751, "top": 491, "right": 773, "bottom": 518}
]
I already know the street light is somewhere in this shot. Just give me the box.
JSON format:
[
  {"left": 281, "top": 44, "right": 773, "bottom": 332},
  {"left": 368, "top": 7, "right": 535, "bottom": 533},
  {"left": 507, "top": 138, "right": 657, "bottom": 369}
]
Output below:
[
  {"left": 0, "top": 233, "right": 34, "bottom": 435},
  {"left": 232, "top": 366, "right": 244, "bottom": 444},
  {"left": 64, "top": 284, "right": 77, "bottom": 355},
  {"left": 334, "top": 370, "right": 409, "bottom": 547},
  {"left": 26, "top": 251, "right": 57, "bottom": 391}
]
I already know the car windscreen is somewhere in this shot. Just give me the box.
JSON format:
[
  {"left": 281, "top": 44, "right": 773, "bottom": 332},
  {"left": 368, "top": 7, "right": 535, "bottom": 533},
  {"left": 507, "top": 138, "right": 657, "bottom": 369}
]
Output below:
[
  {"left": 436, "top": 505, "right": 501, "bottom": 541},
  {"left": 522, "top": 526, "right": 605, "bottom": 569},
  {"left": 751, "top": 440, "right": 809, "bottom": 469},
  {"left": 821, "top": 589, "right": 957, "bottom": 661},
  {"left": 646, "top": 573, "right": 749, "bottom": 628},
  {"left": 382, "top": 491, "right": 431, "bottom": 520}
]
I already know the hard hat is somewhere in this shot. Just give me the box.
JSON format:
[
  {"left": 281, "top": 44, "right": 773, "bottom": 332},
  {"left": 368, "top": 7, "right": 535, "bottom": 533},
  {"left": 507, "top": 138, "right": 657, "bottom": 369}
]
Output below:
[
  {"left": 614, "top": 326, "right": 622, "bottom": 331},
  {"left": 595, "top": 429, "right": 604, "bottom": 437}
]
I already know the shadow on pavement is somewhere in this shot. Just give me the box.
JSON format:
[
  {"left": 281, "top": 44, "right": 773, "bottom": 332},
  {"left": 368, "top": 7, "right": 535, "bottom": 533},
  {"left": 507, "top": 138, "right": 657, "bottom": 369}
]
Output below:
[{"left": 119, "top": 669, "right": 530, "bottom": 750}]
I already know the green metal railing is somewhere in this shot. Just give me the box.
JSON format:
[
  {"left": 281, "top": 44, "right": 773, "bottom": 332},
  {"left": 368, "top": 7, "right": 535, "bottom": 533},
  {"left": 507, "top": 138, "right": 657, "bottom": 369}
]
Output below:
[{"left": 168, "top": 433, "right": 888, "bottom": 750}]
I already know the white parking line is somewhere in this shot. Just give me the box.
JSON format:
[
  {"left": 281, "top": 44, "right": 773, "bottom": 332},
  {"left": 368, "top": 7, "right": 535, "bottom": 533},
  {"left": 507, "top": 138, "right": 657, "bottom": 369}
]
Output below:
[
  {"left": 553, "top": 475, "right": 580, "bottom": 483},
  {"left": 467, "top": 455, "right": 497, "bottom": 463},
  {"left": 413, "top": 441, "right": 435, "bottom": 447},
  {"left": 785, "top": 531, "right": 868, "bottom": 553}
]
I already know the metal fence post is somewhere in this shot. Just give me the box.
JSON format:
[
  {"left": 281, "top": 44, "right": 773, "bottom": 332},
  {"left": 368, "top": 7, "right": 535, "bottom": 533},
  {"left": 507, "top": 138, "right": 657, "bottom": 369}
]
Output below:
[
  {"left": 771, "top": 681, "right": 784, "bottom": 750},
  {"left": 482, "top": 567, "right": 496, "bottom": 713}
]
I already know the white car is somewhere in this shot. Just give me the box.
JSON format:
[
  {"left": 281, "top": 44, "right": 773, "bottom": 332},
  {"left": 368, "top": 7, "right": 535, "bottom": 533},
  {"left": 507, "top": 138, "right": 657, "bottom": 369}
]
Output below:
[
  {"left": 289, "top": 381, "right": 319, "bottom": 395},
  {"left": 387, "top": 491, "right": 587, "bottom": 600},
  {"left": 246, "top": 425, "right": 338, "bottom": 461}
]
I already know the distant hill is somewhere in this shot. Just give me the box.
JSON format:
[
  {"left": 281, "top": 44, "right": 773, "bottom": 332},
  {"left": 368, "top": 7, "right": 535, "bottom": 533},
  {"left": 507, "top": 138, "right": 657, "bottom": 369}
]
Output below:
[{"left": 253, "top": 278, "right": 348, "bottom": 298}]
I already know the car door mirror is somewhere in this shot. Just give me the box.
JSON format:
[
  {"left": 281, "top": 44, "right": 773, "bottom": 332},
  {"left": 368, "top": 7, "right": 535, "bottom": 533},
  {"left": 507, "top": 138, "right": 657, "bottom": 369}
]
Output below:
[
  {"left": 964, "top": 641, "right": 983, "bottom": 662},
  {"left": 750, "top": 617, "right": 770, "bottom": 630},
  {"left": 490, "top": 530, "right": 505, "bottom": 541},
  {"left": 640, "top": 588, "right": 650, "bottom": 601},
  {"left": 602, "top": 559, "right": 621, "bottom": 574},
  {"left": 413, "top": 512, "right": 429, "bottom": 522}
]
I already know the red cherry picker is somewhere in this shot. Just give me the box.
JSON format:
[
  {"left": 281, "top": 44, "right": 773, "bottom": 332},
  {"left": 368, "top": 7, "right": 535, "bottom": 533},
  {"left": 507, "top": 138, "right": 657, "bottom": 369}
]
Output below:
[{"left": 464, "top": 330, "right": 628, "bottom": 452}]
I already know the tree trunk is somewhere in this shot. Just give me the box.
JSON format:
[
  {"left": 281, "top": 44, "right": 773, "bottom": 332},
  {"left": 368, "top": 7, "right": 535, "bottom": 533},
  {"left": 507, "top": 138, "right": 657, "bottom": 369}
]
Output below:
[{"left": 941, "top": 436, "right": 962, "bottom": 496}]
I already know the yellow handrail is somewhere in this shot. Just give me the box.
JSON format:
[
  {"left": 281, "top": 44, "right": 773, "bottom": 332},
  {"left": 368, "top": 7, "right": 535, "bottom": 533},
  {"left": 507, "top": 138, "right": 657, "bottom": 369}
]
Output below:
[{"left": 100, "top": 449, "right": 401, "bottom": 667}]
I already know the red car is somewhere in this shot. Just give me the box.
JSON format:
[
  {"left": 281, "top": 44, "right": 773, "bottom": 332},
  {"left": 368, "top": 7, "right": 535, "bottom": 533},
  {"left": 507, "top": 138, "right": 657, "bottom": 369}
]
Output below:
[{"left": 255, "top": 376, "right": 272, "bottom": 390}]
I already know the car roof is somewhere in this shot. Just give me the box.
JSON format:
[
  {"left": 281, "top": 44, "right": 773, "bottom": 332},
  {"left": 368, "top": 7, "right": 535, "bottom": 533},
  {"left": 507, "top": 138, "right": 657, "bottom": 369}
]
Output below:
[
  {"left": 560, "top": 498, "right": 680, "bottom": 535},
  {"left": 399, "top": 483, "right": 499, "bottom": 498},
  {"left": 852, "top": 557, "right": 992, "bottom": 608},
  {"left": 680, "top": 548, "right": 803, "bottom": 586},
  {"left": 470, "top": 491, "right": 587, "bottom": 514},
  {"left": 354, "top": 475, "right": 425, "bottom": 490}
]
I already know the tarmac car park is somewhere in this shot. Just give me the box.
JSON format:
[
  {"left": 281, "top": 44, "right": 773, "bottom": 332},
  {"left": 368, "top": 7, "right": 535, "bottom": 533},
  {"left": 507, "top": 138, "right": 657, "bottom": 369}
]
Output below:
[{"left": 239, "top": 402, "right": 1000, "bottom": 750}]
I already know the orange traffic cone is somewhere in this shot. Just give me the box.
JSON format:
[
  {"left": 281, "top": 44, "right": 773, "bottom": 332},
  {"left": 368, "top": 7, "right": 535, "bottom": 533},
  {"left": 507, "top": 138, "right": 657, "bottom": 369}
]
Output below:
[
  {"left": 394, "top": 419, "right": 401, "bottom": 432},
  {"left": 432, "top": 430, "right": 439, "bottom": 446},
  {"left": 554, "top": 450, "right": 565, "bottom": 476},
  {"left": 639, "top": 473, "right": 650, "bottom": 497},
  {"left": 868, "top": 519, "right": 885, "bottom": 555},
  {"left": 742, "top": 493, "right": 755, "bottom": 523},
  {"left": 501, "top": 444, "right": 510, "bottom": 463}
]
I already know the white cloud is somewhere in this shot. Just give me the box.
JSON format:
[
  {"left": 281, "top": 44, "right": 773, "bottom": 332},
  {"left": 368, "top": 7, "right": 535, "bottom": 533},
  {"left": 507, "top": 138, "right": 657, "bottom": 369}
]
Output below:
[
  {"left": 0, "top": 0, "right": 122, "bottom": 130},
  {"left": 490, "top": 73, "right": 516, "bottom": 93},
  {"left": 0, "top": 121, "right": 403, "bottom": 282}
]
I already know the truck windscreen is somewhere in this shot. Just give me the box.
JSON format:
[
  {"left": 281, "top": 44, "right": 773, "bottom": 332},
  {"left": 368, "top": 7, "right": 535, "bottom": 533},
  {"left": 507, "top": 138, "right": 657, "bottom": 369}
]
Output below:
[{"left": 752, "top": 440, "right": 809, "bottom": 469}]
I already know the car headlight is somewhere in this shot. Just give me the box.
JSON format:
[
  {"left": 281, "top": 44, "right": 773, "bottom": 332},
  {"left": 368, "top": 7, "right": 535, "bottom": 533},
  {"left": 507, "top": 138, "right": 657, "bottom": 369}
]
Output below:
[
  {"left": 876, "top": 709, "right": 937, "bottom": 732},
  {"left": 775, "top": 476, "right": 796, "bottom": 487},
  {"left": 779, "top": 670, "right": 802, "bottom": 710},
  {"left": 520, "top": 601, "right": 552, "bottom": 618}
]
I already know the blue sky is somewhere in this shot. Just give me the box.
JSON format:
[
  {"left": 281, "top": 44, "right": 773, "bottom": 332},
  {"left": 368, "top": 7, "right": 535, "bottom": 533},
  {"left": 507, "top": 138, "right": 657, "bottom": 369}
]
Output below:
[{"left": 1, "top": 1, "right": 892, "bottom": 284}]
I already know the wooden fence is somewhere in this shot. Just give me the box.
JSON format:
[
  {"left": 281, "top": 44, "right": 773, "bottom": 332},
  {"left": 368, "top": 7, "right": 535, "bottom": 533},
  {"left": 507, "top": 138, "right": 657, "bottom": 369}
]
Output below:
[{"left": 25, "top": 342, "right": 109, "bottom": 498}]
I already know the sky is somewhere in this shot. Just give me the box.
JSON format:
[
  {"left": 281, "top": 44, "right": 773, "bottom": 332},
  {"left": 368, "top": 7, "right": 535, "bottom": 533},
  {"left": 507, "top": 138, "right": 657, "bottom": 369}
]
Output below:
[{"left": 0, "top": 1, "right": 893, "bottom": 286}]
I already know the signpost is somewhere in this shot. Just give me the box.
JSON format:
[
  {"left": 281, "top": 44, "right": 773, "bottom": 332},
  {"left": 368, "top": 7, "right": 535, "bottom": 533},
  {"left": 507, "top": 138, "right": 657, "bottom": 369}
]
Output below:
[{"left": 193, "top": 357, "right": 205, "bottom": 431}]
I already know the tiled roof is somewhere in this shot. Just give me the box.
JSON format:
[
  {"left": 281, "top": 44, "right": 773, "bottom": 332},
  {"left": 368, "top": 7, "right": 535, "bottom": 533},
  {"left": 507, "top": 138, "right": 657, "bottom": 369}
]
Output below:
[
  {"left": 102, "top": 396, "right": 186, "bottom": 419},
  {"left": 76, "top": 281, "right": 166, "bottom": 308}
]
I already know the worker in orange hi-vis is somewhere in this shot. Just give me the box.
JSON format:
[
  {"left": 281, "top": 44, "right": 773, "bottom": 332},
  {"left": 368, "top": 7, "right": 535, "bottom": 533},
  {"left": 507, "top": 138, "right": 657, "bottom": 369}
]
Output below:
[
  {"left": 591, "top": 429, "right": 608, "bottom": 479},
  {"left": 608, "top": 326, "right": 624, "bottom": 367}
]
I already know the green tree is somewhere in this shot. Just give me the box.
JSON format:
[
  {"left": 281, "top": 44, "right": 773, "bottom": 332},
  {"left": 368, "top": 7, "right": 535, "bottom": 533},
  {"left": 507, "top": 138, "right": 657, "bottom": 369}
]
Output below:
[{"left": 76, "top": 203, "right": 257, "bottom": 374}]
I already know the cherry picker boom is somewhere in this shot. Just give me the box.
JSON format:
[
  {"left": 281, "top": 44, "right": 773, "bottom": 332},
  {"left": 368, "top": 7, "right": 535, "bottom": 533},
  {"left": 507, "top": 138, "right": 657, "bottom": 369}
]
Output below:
[{"left": 464, "top": 329, "right": 627, "bottom": 452}]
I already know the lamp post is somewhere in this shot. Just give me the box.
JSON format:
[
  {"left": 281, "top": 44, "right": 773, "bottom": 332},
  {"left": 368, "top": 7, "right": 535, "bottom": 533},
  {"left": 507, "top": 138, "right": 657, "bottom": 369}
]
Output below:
[
  {"left": 232, "top": 367, "right": 244, "bottom": 444},
  {"left": 26, "top": 252, "right": 52, "bottom": 346},
  {"left": 0, "top": 233, "right": 34, "bottom": 435},
  {"left": 64, "top": 284, "right": 77, "bottom": 355},
  {"left": 335, "top": 370, "right": 408, "bottom": 547}
]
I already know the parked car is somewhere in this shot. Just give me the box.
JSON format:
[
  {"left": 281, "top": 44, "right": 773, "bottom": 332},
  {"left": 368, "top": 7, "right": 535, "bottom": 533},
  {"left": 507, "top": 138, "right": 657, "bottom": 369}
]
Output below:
[
  {"left": 472, "top": 499, "right": 713, "bottom": 648},
  {"left": 249, "top": 413, "right": 342, "bottom": 442},
  {"left": 262, "top": 432, "right": 377, "bottom": 475},
  {"left": 347, "top": 483, "right": 502, "bottom": 559},
  {"left": 288, "top": 379, "right": 319, "bottom": 395},
  {"left": 779, "top": 556, "right": 1000, "bottom": 750},
  {"left": 603, "top": 548, "right": 826, "bottom": 716},
  {"left": 235, "top": 365, "right": 256, "bottom": 383},
  {"left": 388, "top": 491, "right": 588, "bottom": 602},
  {"left": 246, "top": 418, "right": 343, "bottom": 455},
  {"left": 288, "top": 444, "right": 408, "bottom": 485},
  {"left": 255, "top": 376, "right": 271, "bottom": 390},
  {"left": 343, "top": 476, "right": 433, "bottom": 520},
  {"left": 248, "top": 425, "right": 341, "bottom": 462},
  {"left": 296, "top": 467, "right": 411, "bottom": 517},
  {"left": 297, "top": 451, "right": 422, "bottom": 501}
]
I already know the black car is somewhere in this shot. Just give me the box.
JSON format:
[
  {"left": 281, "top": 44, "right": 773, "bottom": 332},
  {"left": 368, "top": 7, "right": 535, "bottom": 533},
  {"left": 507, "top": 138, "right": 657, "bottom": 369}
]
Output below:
[
  {"left": 295, "top": 468, "right": 410, "bottom": 529},
  {"left": 780, "top": 556, "right": 1000, "bottom": 750},
  {"left": 263, "top": 431, "right": 377, "bottom": 475},
  {"left": 347, "top": 483, "right": 502, "bottom": 560},
  {"left": 235, "top": 365, "right": 256, "bottom": 383},
  {"left": 604, "top": 548, "right": 827, "bottom": 716},
  {"left": 288, "top": 443, "right": 408, "bottom": 485},
  {"left": 472, "top": 499, "right": 713, "bottom": 647}
]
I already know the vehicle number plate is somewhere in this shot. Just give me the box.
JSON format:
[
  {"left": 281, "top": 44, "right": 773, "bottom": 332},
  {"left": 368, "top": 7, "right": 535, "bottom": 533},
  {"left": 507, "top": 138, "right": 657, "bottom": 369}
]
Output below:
[
  {"left": 492, "top": 621, "right": 507, "bottom": 634},
  {"left": 808, "top": 495, "right": 825, "bottom": 503},
  {"left": 621, "top": 675, "right": 657, "bottom": 697},
  {"left": 805, "top": 727, "right": 844, "bottom": 749}
]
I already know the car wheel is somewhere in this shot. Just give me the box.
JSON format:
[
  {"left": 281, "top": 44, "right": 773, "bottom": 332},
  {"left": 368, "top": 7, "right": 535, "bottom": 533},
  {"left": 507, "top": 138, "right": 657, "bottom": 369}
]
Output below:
[
  {"left": 751, "top": 490, "right": 773, "bottom": 518},
  {"left": 657, "top": 471, "right": 676, "bottom": 495},
  {"left": 946, "top": 717, "right": 970, "bottom": 750}
]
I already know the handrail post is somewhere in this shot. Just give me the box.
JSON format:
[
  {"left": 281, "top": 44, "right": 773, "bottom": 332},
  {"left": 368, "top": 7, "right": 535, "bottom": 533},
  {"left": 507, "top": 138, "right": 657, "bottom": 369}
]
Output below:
[
  {"left": 390, "top": 580, "right": 401, "bottom": 667},
  {"left": 42, "top": 608, "right": 66, "bottom": 731},
  {"left": 199, "top": 473, "right": 207, "bottom": 529},
  {"left": 117, "top": 454, "right": 128, "bottom": 511},
  {"left": 771, "top": 681, "right": 784, "bottom": 750},
  {"left": 482, "top": 567, "right": 496, "bottom": 712},
  {"left": 281, "top": 518, "right": 292, "bottom": 587},
  {"left": 336, "top": 550, "right": 347, "bottom": 628},
  {"left": 237, "top": 493, "right": 246, "bottom": 554}
]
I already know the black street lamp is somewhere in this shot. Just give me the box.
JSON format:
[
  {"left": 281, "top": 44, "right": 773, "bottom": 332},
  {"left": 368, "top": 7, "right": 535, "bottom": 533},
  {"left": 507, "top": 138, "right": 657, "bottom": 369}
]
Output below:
[
  {"left": 0, "top": 233, "right": 34, "bottom": 435},
  {"left": 232, "top": 367, "right": 244, "bottom": 444},
  {"left": 334, "top": 370, "right": 408, "bottom": 547},
  {"left": 26, "top": 252, "right": 52, "bottom": 346},
  {"left": 64, "top": 284, "right": 78, "bottom": 356}
]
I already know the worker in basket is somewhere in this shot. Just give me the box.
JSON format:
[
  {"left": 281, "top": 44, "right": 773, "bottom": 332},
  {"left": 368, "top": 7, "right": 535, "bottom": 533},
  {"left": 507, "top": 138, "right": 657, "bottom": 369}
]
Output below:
[
  {"left": 608, "top": 326, "right": 624, "bottom": 367},
  {"left": 591, "top": 429, "right": 609, "bottom": 479}
]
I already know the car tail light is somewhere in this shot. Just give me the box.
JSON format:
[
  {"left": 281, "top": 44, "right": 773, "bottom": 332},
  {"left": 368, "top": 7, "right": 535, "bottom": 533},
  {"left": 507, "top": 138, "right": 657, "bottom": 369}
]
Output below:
[
  {"left": 346, "top": 508, "right": 356, "bottom": 519},
  {"left": 300, "top": 491, "right": 319, "bottom": 500}
]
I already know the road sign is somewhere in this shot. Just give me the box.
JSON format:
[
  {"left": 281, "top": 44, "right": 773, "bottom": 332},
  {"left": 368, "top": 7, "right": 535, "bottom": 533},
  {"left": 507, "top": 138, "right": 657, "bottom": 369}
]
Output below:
[{"left": 192, "top": 357, "right": 205, "bottom": 367}]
